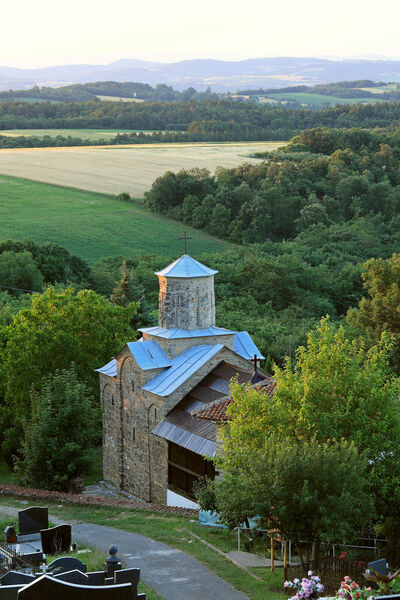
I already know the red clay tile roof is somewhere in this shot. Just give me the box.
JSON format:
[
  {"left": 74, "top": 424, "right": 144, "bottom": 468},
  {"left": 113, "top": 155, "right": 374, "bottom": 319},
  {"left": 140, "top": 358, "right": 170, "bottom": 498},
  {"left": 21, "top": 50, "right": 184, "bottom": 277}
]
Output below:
[{"left": 192, "top": 375, "right": 275, "bottom": 422}]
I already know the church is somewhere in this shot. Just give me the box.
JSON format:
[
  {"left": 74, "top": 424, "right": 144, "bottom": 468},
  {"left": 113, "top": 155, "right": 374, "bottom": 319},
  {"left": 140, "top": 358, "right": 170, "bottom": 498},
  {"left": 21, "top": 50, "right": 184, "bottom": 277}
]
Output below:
[{"left": 96, "top": 254, "right": 265, "bottom": 505}]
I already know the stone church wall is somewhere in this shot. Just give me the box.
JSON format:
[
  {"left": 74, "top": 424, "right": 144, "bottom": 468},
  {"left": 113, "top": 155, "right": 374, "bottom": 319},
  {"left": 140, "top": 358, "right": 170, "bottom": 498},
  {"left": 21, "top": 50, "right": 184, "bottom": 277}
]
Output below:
[
  {"left": 102, "top": 348, "right": 168, "bottom": 503},
  {"left": 100, "top": 374, "right": 121, "bottom": 490},
  {"left": 142, "top": 332, "right": 236, "bottom": 359},
  {"left": 158, "top": 275, "right": 215, "bottom": 330}
]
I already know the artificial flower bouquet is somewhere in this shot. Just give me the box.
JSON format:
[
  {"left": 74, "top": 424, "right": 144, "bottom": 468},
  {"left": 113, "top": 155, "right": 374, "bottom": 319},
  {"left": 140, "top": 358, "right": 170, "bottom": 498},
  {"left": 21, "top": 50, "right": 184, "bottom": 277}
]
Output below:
[
  {"left": 336, "top": 577, "right": 374, "bottom": 600},
  {"left": 284, "top": 572, "right": 325, "bottom": 599}
]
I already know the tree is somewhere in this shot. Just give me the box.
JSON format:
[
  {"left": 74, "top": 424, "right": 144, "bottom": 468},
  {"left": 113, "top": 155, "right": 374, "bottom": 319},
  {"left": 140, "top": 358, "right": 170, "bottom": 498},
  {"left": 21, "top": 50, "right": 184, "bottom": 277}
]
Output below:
[
  {"left": 17, "top": 365, "right": 98, "bottom": 492},
  {"left": 0, "top": 287, "right": 137, "bottom": 460},
  {"left": 347, "top": 253, "right": 400, "bottom": 370},
  {"left": 110, "top": 261, "right": 154, "bottom": 328},
  {"left": 202, "top": 439, "right": 372, "bottom": 563},
  {"left": 219, "top": 318, "right": 400, "bottom": 519},
  {"left": 0, "top": 251, "right": 44, "bottom": 293}
]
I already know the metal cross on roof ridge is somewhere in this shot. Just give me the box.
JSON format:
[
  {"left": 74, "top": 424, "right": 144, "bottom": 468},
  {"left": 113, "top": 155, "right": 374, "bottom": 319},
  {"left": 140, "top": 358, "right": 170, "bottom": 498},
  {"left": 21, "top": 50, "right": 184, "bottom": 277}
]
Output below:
[
  {"left": 251, "top": 354, "right": 259, "bottom": 373},
  {"left": 178, "top": 231, "right": 193, "bottom": 254}
]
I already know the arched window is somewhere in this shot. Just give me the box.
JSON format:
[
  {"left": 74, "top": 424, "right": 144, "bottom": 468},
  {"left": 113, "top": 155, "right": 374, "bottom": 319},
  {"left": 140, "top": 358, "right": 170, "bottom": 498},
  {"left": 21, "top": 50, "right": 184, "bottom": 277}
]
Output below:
[
  {"left": 111, "top": 396, "right": 114, "bottom": 406},
  {"left": 154, "top": 407, "right": 157, "bottom": 420}
]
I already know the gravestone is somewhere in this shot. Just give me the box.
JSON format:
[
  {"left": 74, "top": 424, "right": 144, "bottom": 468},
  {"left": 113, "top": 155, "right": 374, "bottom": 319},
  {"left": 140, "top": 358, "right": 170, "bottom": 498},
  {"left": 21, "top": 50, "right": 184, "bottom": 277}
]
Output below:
[
  {"left": 18, "top": 507, "right": 48, "bottom": 535},
  {"left": 47, "top": 556, "right": 87, "bottom": 574},
  {"left": 40, "top": 525, "right": 71, "bottom": 555},
  {"left": 86, "top": 571, "right": 105, "bottom": 586},
  {"left": 0, "top": 584, "right": 24, "bottom": 599},
  {"left": 17, "top": 575, "right": 133, "bottom": 599},
  {"left": 368, "top": 557, "right": 388, "bottom": 575},
  {"left": 114, "top": 568, "right": 140, "bottom": 593},
  {"left": 54, "top": 570, "right": 89, "bottom": 585},
  {"left": 18, "top": 552, "right": 44, "bottom": 567},
  {"left": 4, "top": 527, "right": 16, "bottom": 544},
  {"left": 0, "top": 572, "right": 34, "bottom": 586}
]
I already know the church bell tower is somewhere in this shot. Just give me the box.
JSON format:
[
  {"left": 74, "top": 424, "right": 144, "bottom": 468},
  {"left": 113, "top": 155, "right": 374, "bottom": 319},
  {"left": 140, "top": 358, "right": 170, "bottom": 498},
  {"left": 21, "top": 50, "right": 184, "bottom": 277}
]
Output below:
[{"left": 155, "top": 254, "right": 218, "bottom": 330}]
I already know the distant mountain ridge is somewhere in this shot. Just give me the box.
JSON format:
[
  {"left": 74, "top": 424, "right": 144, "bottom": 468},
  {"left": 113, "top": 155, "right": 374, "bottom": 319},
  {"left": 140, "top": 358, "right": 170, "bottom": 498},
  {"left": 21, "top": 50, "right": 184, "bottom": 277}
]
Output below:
[{"left": 2, "top": 57, "right": 400, "bottom": 92}]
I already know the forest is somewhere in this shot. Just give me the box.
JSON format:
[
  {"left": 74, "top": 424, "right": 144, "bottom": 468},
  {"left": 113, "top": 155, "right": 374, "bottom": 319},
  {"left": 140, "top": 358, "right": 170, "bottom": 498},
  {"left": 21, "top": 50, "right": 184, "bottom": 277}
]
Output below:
[
  {"left": 1, "top": 125, "right": 400, "bottom": 495},
  {"left": 1, "top": 100, "right": 400, "bottom": 147}
]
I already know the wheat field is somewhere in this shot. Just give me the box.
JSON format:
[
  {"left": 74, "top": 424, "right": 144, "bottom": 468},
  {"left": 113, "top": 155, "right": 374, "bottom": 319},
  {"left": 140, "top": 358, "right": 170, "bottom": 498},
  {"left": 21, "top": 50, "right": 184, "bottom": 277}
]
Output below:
[{"left": 0, "top": 141, "right": 284, "bottom": 197}]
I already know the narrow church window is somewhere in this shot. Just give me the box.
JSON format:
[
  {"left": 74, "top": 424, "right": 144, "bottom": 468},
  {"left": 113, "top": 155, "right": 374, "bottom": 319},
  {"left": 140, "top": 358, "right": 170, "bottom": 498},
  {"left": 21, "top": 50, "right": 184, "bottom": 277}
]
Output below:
[
  {"left": 111, "top": 396, "right": 114, "bottom": 406},
  {"left": 131, "top": 380, "right": 135, "bottom": 393},
  {"left": 132, "top": 426, "right": 136, "bottom": 442},
  {"left": 154, "top": 408, "right": 157, "bottom": 420}
]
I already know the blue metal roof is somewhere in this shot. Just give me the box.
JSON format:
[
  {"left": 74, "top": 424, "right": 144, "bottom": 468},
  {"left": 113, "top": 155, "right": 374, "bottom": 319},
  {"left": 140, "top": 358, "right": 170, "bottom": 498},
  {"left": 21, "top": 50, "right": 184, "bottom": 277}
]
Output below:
[
  {"left": 139, "top": 325, "right": 235, "bottom": 339},
  {"left": 234, "top": 331, "right": 265, "bottom": 361},
  {"left": 95, "top": 358, "right": 117, "bottom": 377},
  {"left": 155, "top": 254, "right": 218, "bottom": 278},
  {"left": 126, "top": 340, "right": 172, "bottom": 370},
  {"left": 143, "top": 344, "right": 224, "bottom": 397}
]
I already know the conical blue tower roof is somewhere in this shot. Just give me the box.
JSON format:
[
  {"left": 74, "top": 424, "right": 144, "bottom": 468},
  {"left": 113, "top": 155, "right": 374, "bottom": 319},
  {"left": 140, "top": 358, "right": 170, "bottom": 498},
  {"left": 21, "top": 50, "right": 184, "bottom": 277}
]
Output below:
[{"left": 155, "top": 255, "right": 218, "bottom": 278}]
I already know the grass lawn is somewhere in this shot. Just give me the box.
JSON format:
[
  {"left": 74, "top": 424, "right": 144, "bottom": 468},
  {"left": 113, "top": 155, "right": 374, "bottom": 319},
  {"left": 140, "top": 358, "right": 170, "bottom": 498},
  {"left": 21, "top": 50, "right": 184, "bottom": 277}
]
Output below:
[
  {"left": 0, "top": 129, "right": 158, "bottom": 140},
  {"left": 265, "top": 92, "right": 381, "bottom": 106},
  {"left": 0, "top": 175, "right": 230, "bottom": 262},
  {"left": 0, "top": 497, "right": 285, "bottom": 600}
]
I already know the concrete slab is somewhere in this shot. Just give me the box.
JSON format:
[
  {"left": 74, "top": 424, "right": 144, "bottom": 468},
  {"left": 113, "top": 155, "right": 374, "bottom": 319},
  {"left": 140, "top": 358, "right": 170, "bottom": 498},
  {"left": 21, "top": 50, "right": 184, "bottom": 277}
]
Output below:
[{"left": 227, "top": 550, "right": 284, "bottom": 568}]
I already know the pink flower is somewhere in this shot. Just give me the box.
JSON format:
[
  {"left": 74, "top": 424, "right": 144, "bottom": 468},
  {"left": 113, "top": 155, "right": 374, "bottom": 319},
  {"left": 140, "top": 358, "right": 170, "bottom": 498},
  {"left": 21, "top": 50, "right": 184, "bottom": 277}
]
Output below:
[
  {"left": 344, "top": 576, "right": 350, "bottom": 582},
  {"left": 351, "top": 583, "right": 359, "bottom": 589}
]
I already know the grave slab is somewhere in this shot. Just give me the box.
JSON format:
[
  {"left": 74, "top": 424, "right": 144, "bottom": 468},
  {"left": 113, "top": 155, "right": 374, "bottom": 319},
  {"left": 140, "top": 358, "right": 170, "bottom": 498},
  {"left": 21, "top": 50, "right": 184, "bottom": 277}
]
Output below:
[
  {"left": 0, "top": 572, "right": 34, "bottom": 586},
  {"left": 18, "top": 508, "right": 48, "bottom": 536},
  {"left": 40, "top": 525, "right": 71, "bottom": 555},
  {"left": 17, "top": 575, "right": 133, "bottom": 599},
  {"left": 47, "top": 556, "right": 87, "bottom": 575},
  {"left": 54, "top": 570, "right": 89, "bottom": 585}
]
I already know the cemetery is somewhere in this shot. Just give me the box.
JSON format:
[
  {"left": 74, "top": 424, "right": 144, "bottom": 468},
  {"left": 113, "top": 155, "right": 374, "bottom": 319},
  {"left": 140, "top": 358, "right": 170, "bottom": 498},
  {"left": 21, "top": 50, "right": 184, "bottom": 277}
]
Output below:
[{"left": 0, "top": 505, "right": 146, "bottom": 599}]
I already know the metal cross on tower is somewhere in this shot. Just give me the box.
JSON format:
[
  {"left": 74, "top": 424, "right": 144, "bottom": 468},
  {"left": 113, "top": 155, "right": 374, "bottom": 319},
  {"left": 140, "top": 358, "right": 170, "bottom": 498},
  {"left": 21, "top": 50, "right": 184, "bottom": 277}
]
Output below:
[
  {"left": 178, "top": 231, "right": 193, "bottom": 254},
  {"left": 251, "top": 354, "right": 259, "bottom": 373}
]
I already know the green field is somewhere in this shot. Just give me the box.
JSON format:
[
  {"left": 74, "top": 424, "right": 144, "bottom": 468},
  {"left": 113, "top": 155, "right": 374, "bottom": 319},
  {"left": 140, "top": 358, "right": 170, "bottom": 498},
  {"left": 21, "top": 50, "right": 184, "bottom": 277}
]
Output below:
[
  {"left": 0, "top": 175, "right": 230, "bottom": 262},
  {"left": 0, "top": 128, "right": 156, "bottom": 140},
  {"left": 265, "top": 92, "right": 381, "bottom": 106}
]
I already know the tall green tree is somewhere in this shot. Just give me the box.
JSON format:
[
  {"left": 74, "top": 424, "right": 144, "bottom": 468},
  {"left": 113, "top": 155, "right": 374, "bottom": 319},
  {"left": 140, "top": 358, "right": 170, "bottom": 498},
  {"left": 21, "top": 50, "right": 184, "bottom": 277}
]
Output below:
[
  {"left": 0, "top": 287, "right": 137, "bottom": 460},
  {"left": 219, "top": 318, "right": 400, "bottom": 518},
  {"left": 203, "top": 438, "right": 372, "bottom": 563},
  {"left": 348, "top": 253, "right": 400, "bottom": 370},
  {"left": 17, "top": 364, "right": 98, "bottom": 492}
]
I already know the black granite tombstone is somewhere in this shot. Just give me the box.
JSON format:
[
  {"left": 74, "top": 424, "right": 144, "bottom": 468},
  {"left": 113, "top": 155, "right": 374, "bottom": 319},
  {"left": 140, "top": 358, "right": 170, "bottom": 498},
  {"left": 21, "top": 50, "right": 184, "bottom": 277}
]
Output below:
[
  {"left": 18, "top": 552, "right": 44, "bottom": 567},
  {"left": 47, "top": 556, "right": 87, "bottom": 574},
  {"left": 86, "top": 571, "right": 106, "bottom": 586},
  {"left": 0, "top": 584, "right": 24, "bottom": 599},
  {"left": 0, "top": 572, "right": 34, "bottom": 586},
  {"left": 54, "top": 570, "right": 89, "bottom": 585},
  {"left": 18, "top": 507, "right": 48, "bottom": 536},
  {"left": 17, "top": 575, "right": 133, "bottom": 599},
  {"left": 114, "top": 568, "right": 140, "bottom": 593},
  {"left": 40, "top": 524, "right": 71, "bottom": 555}
]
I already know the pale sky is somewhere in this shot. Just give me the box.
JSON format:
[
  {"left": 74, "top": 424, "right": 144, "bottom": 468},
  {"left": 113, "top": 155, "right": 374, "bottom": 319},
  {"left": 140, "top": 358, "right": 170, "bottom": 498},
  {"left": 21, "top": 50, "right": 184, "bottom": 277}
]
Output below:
[{"left": 3, "top": 0, "right": 400, "bottom": 68}]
